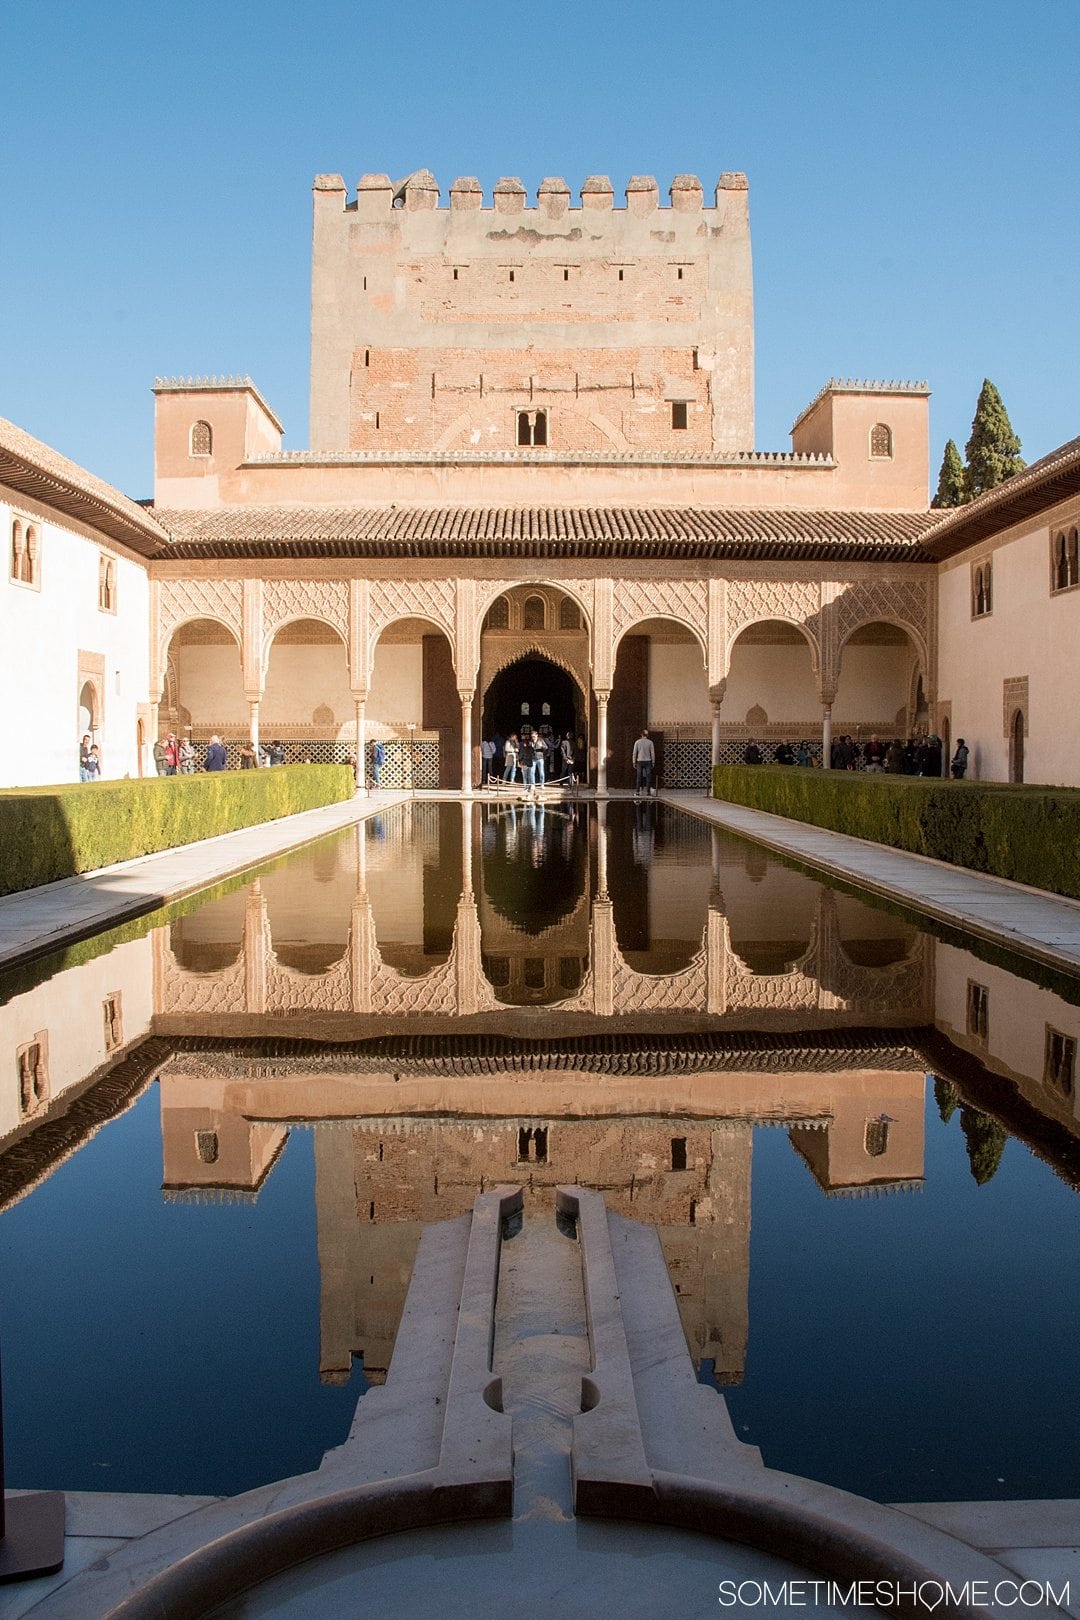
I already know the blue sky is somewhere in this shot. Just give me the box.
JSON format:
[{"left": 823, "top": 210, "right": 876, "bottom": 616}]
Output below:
[{"left": 2, "top": 0, "right": 1077, "bottom": 497}]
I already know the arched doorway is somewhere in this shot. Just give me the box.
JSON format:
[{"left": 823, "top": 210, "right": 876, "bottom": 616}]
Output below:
[
  {"left": 483, "top": 656, "right": 583, "bottom": 749},
  {"left": 77, "top": 680, "right": 98, "bottom": 742},
  {"left": 1009, "top": 709, "right": 1025, "bottom": 783}
]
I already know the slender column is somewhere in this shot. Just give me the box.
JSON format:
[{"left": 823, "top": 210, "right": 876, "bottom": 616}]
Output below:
[
  {"left": 709, "top": 679, "right": 727, "bottom": 772},
  {"left": 462, "top": 795, "right": 473, "bottom": 893},
  {"left": 354, "top": 695, "right": 366, "bottom": 790},
  {"left": 596, "top": 691, "right": 610, "bottom": 794},
  {"left": 822, "top": 701, "right": 833, "bottom": 770},
  {"left": 597, "top": 800, "right": 609, "bottom": 895},
  {"left": 460, "top": 691, "right": 474, "bottom": 791},
  {"left": 247, "top": 698, "right": 260, "bottom": 755}
]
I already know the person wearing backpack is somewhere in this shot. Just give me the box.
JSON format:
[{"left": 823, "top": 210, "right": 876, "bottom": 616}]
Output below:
[{"left": 951, "top": 739, "right": 970, "bottom": 780}]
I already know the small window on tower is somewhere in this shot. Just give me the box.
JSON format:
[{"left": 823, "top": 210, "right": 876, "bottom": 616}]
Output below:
[
  {"left": 190, "top": 420, "right": 212, "bottom": 457},
  {"left": 517, "top": 410, "right": 548, "bottom": 447},
  {"left": 870, "top": 422, "right": 893, "bottom": 458},
  {"left": 671, "top": 401, "right": 688, "bottom": 430}
]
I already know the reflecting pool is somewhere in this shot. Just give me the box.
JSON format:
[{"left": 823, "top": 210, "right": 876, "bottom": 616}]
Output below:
[{"left": 1, "top": 801, "right": 1078, "bottom": 1502}]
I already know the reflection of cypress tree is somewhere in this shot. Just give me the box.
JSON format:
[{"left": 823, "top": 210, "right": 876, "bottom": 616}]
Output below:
[
  {"left": 959, "top": 1106, "right": 1008, "bottom": 1186},
  {"left": 933, "top": 1074, "right": 960, "bottom": 1124}
]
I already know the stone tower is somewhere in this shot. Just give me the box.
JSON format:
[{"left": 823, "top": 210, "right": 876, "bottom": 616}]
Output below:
[{"left": 310, "top": 170, "right": 754, "bottom": 457}]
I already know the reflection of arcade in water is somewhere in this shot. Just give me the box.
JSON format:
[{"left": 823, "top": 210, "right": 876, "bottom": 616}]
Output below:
[
  {"left": 156, "top": 801, "right": 932, "bottom": 1032},
  {"left": 3, "top": 801, "right": 1080, "bottom": 1406}
]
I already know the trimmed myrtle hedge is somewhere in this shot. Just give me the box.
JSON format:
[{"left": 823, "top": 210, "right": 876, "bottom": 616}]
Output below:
[
  {"left": 0, "top": 765, "right": 354, "bottom": 897},
  {"left": 712, "top": 765, "right": 1080, "bottom": 900}
]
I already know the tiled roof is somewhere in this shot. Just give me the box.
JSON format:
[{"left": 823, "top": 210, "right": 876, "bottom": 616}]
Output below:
[
  {"left": 153, "top": 505, "right": 932, "bottom": 562},
  {"left": 920, "top": 435, "right": 1080, "bottom": 559},
  {"left": 0, "top": 417, "right": 166, "bottom": 556}
]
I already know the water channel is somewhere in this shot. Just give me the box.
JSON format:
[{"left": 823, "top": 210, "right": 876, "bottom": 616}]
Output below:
[{"left": 1, "top": 801, "right": 1078, "bottom": 1505}]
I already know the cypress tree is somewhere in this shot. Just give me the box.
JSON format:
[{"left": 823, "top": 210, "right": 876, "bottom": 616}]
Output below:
[
  {"left": 959, "top": 1105, "right": 1008, "bottom": 1186},
  {"left": 964, "top": 380, "right": 1025, "bottom": 498},
  {"left": 931, "top": 439, "right": 967, "bottom": 508}
]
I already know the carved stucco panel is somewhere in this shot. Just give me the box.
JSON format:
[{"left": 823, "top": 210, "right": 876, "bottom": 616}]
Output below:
[
  {"left": 835, "top": 577, "right": 930, "bottom": 666},
  {"left": 611, "top": 578, "right": 708, "bottom": 651},
  {"left": 725, "top": 579, "right": 822, "bottom": 673},
  {"left": 368, "top": 579, "right": 456, "bottom": 662},
  {"left": 263, "top": 579, "right": 349, "bottom": 643},
  {"left": 611, "top": 951, "right": 708, "bottom": 1014},
  {"left": 264, "top": 956, "right": 354, "bottom": 1013},
  {"left": 158, "top": 578, "right": 243, "bottom": 662}
]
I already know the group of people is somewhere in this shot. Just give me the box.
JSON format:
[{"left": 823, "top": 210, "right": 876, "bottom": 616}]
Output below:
[
  {"left": 741, "top": 732, "right": 970, "bottom": 778},
  {"left": 151, "top": 735, "right": 294, "bottom": 775},
  {"left": 481, "top": 727, "right": 585, "bottom": 792}
]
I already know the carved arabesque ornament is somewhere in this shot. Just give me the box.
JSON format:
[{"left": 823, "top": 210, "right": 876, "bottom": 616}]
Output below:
[
  {"left": 263, "top": 579, "right": 349, "bottom": 644},
  {"left": 159, "top": 578, "right": 243, "bottom": 664}
]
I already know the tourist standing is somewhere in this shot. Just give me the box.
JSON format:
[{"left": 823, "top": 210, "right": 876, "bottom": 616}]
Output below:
[
  {"left": 204, "top": 734, "right": 227, "bottom": 772},
  {"left": 775, "top": 741, "right": 795, "bottom": 765},
  {"left": 79, "top": 734, "right": 93, "bottom": 781},
  {"left": 519, "top": 731, "right": 536, "bottom": 792},
  {"left": 152, "top": 737, "right": 168, "bottom": 776},
  {"left": 163, "top": 733, "right": 179, "bottom": 776},
  {"left": 503, "top": 734, "right": 519, "bottom": 785},
  {"left": 85, "top": 744, "right": 101, "bottom": 780},
  {"left": 534, "top": 731, "right": 547, "bottom": 788},
  {"left": 480, "top": 735, "right": 495, "bottom": 786},
  {"left": 179, "top": 736, "right": 195, "bottom": 774},
  {"left": 744, "top": 742, "right": 762, "bottom": 765},
  {"left": 950, "top": 739, "right": 970, "bottom": 780},
  {"left": 372, "top": 738, "right": 385, "bottom": 788},
  {"left": 632, "top": 729, "right": 655, "bottom": 795},
  {"left": 795, "top": 741, "right": 812, "bottom": 768}
]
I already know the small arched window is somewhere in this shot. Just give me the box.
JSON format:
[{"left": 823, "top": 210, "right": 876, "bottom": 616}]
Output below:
[
  {"left": 869, "top": 422, "right": 893, "bottom": 458},
  {"left": 523, "top": 594, "right": 545, "bottom": 630},
  {"left": 485, "top": 595, "right": 510, "bottom": 630},
  {"left": 972, "top": 560, "right": 993, "bottom": 618},
  {"left": 98, "top": 553, "right": 117, "bottom": 612},
  {"left": 190, "top": 420, "right": 213, "bottom": 456},
  {"left": 10, "top": 518, "right": 25, "bottom": 581},
  {"left": 559, "top": 596, "right": 581, "bottom": 630},
  {"left": 195, "top": 1130, "right": 219, "bottom": 1165},
  {"left": 864, "top": 1118, "right": 890, "bottom": 1157},
  {"left": 1053, "top": 528, "right": 1079, "bottom": 592}
]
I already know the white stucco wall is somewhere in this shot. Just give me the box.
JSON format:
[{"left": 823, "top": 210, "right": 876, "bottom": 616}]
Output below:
[
  {"left": 0, "top": 935, "right": 155, "bottom": 1143},
  {"left": 937, "top": 508, "right": 1080, "bottom": 785},
  {"left": 1, "top": 498, "right": 150, "bottom": 786},
  {"left": 647, "top": 641, "right": 709, "bottom": 725},
  {"left": 935, "top": 941, "right": 1080, "bottom": 1127}
]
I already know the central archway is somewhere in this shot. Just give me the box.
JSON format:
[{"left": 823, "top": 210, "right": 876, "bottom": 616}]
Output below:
[{"left": 482, "top": 655, "right": 583, "bottom": 744}]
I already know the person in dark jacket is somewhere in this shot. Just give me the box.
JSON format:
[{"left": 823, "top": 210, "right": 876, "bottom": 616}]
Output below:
[{"left": 205, "top": 734, "right": 227, "bottom": 771}]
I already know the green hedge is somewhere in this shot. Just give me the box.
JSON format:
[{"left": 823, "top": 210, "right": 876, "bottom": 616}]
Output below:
[
  {"left": 0, "top": 766, "right": 354, "bottom": 897},
  {"left": 712, "top": 765, "right": 1080, "bottom": 900}
]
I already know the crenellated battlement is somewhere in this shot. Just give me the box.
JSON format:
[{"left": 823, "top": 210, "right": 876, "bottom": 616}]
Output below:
[{"left": 313, "top": 169, "right": 749, "bottom": 215}]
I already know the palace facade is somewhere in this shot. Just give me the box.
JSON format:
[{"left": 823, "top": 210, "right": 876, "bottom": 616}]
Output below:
[{"left": 2, "top": 168, "right": 1078, "bottom": 790}]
